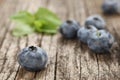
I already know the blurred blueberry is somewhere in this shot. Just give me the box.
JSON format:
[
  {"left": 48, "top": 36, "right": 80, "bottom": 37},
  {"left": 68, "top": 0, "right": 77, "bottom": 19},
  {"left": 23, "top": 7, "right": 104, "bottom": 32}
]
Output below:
[
  {"left": 17, "top": 46, "right": 48, "bottom": 72},
  {"left": 85, "top": 15, "right": 106, "bottom": 30},
  {"left": 87, "top": 30, "right": 114, "bottom": 53},
  {"left": 102, "top": 0, "right": 118, "bottom": 14},
  {"left": 59, "top": 20, "right": 80, "bottom": 39},
  {"left": 77, "top": 25, "right": 97, "bottom": 43}
]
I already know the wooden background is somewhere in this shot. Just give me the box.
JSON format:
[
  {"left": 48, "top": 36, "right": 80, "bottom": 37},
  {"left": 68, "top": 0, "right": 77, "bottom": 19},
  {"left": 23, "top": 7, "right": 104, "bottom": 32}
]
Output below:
[{"left": 0, "top": 0, "right": 120, "bottom": 80}]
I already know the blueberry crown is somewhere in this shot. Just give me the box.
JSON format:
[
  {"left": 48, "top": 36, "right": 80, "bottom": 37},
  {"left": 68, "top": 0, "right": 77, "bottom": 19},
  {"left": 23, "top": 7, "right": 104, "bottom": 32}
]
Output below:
[
  {"left": 96, "top": 30, "right": 101, "bottom": 37},
  {"left": 93, "top": 17, "right": 99, "bottom": 21},
  {"left": 66, "top": 20, "right": 73, "bottom": 24},
  {"left": 86, "top": 25, "right": 91, "bottom": 29},
  {"left": 28, "top": 46, "right": 37, "bottom": 52}
]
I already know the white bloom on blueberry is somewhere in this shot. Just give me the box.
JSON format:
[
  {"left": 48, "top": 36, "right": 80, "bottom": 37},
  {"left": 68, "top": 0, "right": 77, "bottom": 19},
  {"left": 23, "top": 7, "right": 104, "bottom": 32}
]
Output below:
[
  {"left": 87, "top": 30, "right": 114, "bottom": 53},
  {"left": 17, "top": 46, "right": 48, "bottom": 72},
  {"left": 77, "top": 25, "right": 97, "bottom": 43},
  {"left": 59, "top": 20, "right": 80, "bottom": 38},
  {"left": 85, "top": 15, "right": 106, "bottom": 30}
]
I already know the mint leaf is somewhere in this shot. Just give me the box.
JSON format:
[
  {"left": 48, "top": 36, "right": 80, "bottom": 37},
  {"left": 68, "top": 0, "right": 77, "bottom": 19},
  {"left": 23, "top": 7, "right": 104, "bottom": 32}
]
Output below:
[
  {"left": 33, "top": 20, "right": 43, "bottom": 29},
  {"left": 34, "top": 20, "right": 58, "bottom": 34},
  {"left": 11, "top": 11, "right": 35, "bottom": 24},
  {"left": 34, "top": 7, "right": 61, "bottom": 27},
  {"left": 10, "top": 7, "right": 61, "bottom": 36},
  {"left": 34, "top": 8, "right": 61, "bottom": 34},
  {"left": 37, "top": 29, "right": 57, "bottom": 34},
  {"left": 35, "top": 25, "right": 57, "bottom": 34},
  {"left": 12, "top": 23, "right": 34, "bottom": 36}
]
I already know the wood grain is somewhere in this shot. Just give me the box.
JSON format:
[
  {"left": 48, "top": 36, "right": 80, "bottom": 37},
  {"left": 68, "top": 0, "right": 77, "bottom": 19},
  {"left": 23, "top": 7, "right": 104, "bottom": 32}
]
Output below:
[{"left": 0, "top": 0, "right": 120, "bottom": 80}]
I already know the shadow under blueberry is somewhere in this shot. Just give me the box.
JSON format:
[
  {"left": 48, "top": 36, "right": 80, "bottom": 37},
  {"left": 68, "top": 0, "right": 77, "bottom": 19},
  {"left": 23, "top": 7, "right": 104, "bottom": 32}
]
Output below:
[
  {"left": 19, "top": 66, "right": 47, "bottom": 73},
  {"left": 88, "top": 48, "right": 114, "bottom": 66},
  {"left": 58, "top": 36, "right": 78, "bottom": 45},
  {"left": 103, "top": 12, "right": 120, "bottom": 17},
  {"left": 109, "top": 28, "right": 120, "bottom": 65},
  {"left": 73, "top": 40, "right": 89, "bottom": 55},
  {"left": 91, "top": 39, "right": 120, "bottom": 65},
  {"left": 114, "top": 41, "right": 120, "bottom": 65},
  {"left": 58, "top": 30, "right": 120, "bottom": 65},
  {"left": 58, "top": 36, "right": 91, "bottom": 59},
  {"left": 79, "top": 41, "right": 89, "bottom": 54}
]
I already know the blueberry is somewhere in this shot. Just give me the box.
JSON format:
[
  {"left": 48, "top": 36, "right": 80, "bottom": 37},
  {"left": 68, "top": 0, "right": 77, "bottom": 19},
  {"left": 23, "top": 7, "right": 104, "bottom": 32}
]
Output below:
[
  {"left": 17, "top": 46, "right": 48, "bottom": 72},
  {"left": 77, "top": 25, "right": 97, "bottom": 43},
  {"left": 85, "top": 15, "right": 106, "bottom": 30},
  {"left": 102, "top": 0, "right": 118, "bottom": 14},
  {"left": 87, "top": 30, "right": 114, "bottom": 53},
  {"left": 59, "top": 20, "right": 80, "bottom": 38}
]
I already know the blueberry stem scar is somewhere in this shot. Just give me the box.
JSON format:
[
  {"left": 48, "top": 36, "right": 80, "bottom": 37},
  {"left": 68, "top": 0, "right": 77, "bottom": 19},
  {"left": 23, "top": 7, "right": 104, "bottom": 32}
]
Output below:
[
  {"left": 93, "top": 17, "right": 99, "bottom": 21},
  {"left": 96, "top": 30, "right": 101, "bottom": 37},
  {"left": 86, "top": 25, "right": 91, "bottom": 29},
  {"left": 66, "top": 20, "right": 73, "bottom": 24},
  {"left": 29, "top": 46, "right": 37, "bottom": 52}
]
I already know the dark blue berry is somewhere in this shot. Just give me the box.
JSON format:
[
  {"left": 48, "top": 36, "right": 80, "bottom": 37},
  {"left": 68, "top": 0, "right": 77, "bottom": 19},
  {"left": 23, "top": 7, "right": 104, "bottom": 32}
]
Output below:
[
  {"left": 87, "top": 30, "right": 114, "bottom": 53},
  {"left": 77, "top": 25, "right": 97, "bottom": 43},
  {"left": 85, "top": 15, "right": 105, "bottom": 30},
  {"left": 17, "top": 46, "right": 48, "bottom": 72},
  {"left": 102, "top": 0, "right": 118, "bottom": 14},
  {"left": 59, "top": 20, "right": 80, "bottom": 38}
]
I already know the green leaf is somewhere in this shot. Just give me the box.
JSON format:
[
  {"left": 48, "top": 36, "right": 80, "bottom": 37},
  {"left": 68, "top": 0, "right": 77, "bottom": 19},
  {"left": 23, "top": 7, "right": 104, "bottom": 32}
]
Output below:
[
  {"left": 37, "top": 29, "right": 57, "bottom": 34},
  {"left": 33, "top": 20, "right": 43, "bottom": 29},
  {"left": 10, "top": 11, "right": 35, "bottom": 24},
  {"left": 34, "top": 20, "right": 58, "bottom": 34},
  {"left": 10, "top": 7, "right": 61, "bottom": 36},
  {"left": 12, "top": 23, "right": 34, "bottom": 36},
  {"left": 34, "top": 7, "right": 61, "bottom": 27},
  {"left": 35, "top": 26, "right": 57, "bottom": 34}
]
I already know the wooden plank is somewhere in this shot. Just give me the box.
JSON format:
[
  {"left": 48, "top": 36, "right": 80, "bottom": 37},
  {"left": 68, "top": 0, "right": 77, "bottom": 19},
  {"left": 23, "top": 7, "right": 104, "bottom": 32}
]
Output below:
[
  {"left": 50, "top": 0, "right": 81, "bottom": 80},
  {"left": 74, "top": 0, "right": 99, "bottom": 79},
  {"left": 14, "top": 0, "right": 37, "bottom": 80},
  {"left": 15, "top": 0, "right": 46, "bottom": 80},
  {"left": 0, "top": 0, "right": 38, "bottom": 80},
  {"left": 15, "top": 34, "right": 40, "bottom": 80},
  {"left": 85, "top": 0, "right": 120, "bottom": 80},
  {"left": 0, "top": 0, "right": 20, "bottom": 80},
  {"left": 0, "top": 37, "right": 19, "bottom": 80},
  {"left": 0, "top": 0, "right": 18, "bottom": 51},
  {"left": 35, "top": 0, "right": 59, "bottom": 80},
  {"left": 35, "top": 35, "right": 52, "bottom": 80},
  {"left": 0, "top": 0, "right": 120, "bottom": 80},
  {"left": 94, "top": 0, "right": 120, "bottom": 79}
]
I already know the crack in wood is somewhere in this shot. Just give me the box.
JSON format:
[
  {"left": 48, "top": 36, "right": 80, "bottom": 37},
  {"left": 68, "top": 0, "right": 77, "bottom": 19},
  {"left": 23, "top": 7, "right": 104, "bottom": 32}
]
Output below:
[
  {"left": 33, "top": 35, "right": 43, "bottom": 79},
  {"left": 54, "top": 51, "right": 58, "bottom": 80},
  {"left": 1, "top": 0, "right": 120, "bottom": 80},
  {"left": 96, "top": 54, "right": 100, "bottom": 80},
  {"left": 14, "top": 37, "right": 23, "bottom": 80}
]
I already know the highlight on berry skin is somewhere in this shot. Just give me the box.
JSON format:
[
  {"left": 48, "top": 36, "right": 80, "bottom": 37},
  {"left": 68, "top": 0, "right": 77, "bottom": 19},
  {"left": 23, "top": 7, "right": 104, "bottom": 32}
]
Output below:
[
  {"left": 77, "top": 25, "right": 97, "bottom": 44},
  {"left": 84, "top": 15, "right": 106, "bottom": 30}
]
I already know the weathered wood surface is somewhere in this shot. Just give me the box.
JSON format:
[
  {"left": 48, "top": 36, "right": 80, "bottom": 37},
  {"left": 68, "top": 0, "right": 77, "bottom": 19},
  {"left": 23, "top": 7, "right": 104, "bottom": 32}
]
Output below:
[{"left": 0, "top": 0, "right": 120, "bottom": 80}]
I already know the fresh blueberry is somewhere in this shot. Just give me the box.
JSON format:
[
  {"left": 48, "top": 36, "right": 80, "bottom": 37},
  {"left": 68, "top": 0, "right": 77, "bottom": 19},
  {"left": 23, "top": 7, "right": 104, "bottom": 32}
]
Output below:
[
  {"left": 85, "top": 15, "right": 106, "bottom": 30},
  {"left": 77, "top": 25, "right": 97, "bottom": 43},
  {"left": 17, "top": 46, "right": 48, "bottom": 72},
  {"left": 102, "top": 0, "right": 118, "bottom": 14},
  {"left": 59, "top": 20, "right": 80, "bottom": 38},
  {"left": 87, "top": 30, "right": 114, "bottom": 53}
]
